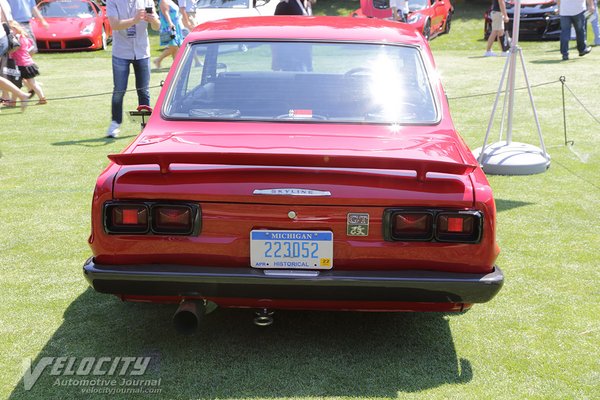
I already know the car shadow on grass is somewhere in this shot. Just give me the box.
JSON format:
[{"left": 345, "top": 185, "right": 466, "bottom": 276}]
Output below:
[
  {"left": 495, "top": 198, "right": 534, "bottom": 212},
  {"left": 10, "top": 289, "right": 473, "bottom": 399},
  {"left": 51, "top": 135, "right": 137, "bottom": 148}
]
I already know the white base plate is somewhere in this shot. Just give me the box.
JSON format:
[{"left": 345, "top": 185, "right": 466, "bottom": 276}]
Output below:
[{"left": 472, "top": 141, "right": 551, "bottom": 175}]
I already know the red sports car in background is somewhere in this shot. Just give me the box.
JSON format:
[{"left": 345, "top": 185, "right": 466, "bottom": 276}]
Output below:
[
  {"left": 83, "top": 16, "right": 502, "bottom": 333},
  {"left": 352, "top": 0, "right": 454, "bottom": 40},
  {"left": 32, "top": 0, "right": 112, "bottom": 51}
]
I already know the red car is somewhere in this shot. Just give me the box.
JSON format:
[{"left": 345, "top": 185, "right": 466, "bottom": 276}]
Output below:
[
  {"left": 352, "top": 0, "right": 454, "bottom": 40},
  {"left": 83, "top": 16, "right": 502, "bottom": 333},
  {"left": 32, "top": 0, "right": 112, "bottom": 51}
]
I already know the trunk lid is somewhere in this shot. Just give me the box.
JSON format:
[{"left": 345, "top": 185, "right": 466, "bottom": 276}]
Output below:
[{"left": 111, "top": 125, "right": 476, "bottom": 207}]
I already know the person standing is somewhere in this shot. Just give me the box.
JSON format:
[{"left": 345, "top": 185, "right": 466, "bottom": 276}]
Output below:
[
  {"left": 0, "top": 0, "right": 29, "bottom": 111},
  {"left": 153, "top": 0, "right": 183, "bottom": 69},
  {"left": 588, "top": 2, "right": 600, "bottom": 45},
  {"left": 105, "top": 0, "right": 160, "bottom": 138},
  {"left": 273, "top": 0, "right": 316, "bottom": 71},
  {"left": 178, "top": 0, "right": 198, "bottom": 37},
  {"left": 6, "top": 0, "right": 48, "bottom": 53},
  {"left": 484, "top": 0, "right": 509, "bottom": 56},
  {"left": 390, "top": 0, "right": 408, "bottom": 22},
  {"left": 558, "top": 0, "right": 595, "bottom": 60},
  {"left": 9, "top": 21, "right": 45, "bottom": 104},
  {"left": 275, "top": 0, "right": 316, "bottom": 16}
]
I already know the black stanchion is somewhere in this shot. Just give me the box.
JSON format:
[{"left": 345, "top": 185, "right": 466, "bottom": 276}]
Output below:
[{"left": 560, "top": 76, "right": 573, "bottom": 146}]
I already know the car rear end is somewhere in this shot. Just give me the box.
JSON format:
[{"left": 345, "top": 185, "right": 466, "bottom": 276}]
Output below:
[{"left": 84, "top": 17, "right": 502, "bottom": 316}]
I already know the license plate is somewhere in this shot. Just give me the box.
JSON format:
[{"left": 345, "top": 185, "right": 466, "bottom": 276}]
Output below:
[{"left": 250, "top": 230, "right": 333, "bottom": 269}]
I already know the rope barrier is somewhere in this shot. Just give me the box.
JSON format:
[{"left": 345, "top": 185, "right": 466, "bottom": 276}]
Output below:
[
  {"left": 33, "top": 84, "right": 164, "bottom": 103},
  {"left": 2, "top": 79, "right": 560, "bottom": 108},
  {"left": 2, "top": 77, "right": 600, "bottom": 134},
  {"left": 562, "top": 81, "right": 600, "bottom": 126},
  {"left": 0, "top": 84, "right": 163, "bottom": 111},
  {"left": 447, "top": 79, "right": 559, "bottom": 100}
]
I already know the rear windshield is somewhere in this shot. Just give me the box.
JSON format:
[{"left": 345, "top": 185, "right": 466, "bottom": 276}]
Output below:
[{"left": 163, "top": 41, "right": 438, "bottom": 124}]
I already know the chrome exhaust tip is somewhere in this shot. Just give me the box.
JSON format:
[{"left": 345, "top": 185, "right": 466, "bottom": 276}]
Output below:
[{"left": 253, "top": 308, "right": 274, "bottom": 327}]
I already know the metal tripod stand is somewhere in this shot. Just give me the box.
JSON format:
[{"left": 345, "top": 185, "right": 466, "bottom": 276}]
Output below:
[{"left": 473, "top": 0, "right": 551, "bottom": 175}]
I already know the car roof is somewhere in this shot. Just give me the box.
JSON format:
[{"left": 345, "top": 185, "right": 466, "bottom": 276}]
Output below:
[{"left": 187, "top": 16, "right": 425, "bottom": 46}]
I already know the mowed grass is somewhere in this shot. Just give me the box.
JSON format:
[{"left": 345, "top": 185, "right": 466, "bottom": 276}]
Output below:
[{"left": 1, "top": 1, "right": 599, "bottom": 399}]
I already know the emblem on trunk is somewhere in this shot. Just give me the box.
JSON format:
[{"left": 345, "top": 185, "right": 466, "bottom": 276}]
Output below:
[
  {"left": 253, "top": 188, "right": 331, "bottom": 196},
  {"left": 347, "top": 213, "right": 369, "bottom": 236}
]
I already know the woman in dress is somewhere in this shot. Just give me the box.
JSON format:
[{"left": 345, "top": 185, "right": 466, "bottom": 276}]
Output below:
[{"left": 153, "top": 0, "right": 183, "bottom": 69}]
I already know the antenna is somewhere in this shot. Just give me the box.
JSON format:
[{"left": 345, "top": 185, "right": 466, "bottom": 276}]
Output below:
[{"left": 472, "top": 0, "right": 551, "bottom": 175}]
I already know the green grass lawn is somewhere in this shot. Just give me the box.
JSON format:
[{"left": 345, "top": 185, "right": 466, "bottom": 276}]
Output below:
[{"left": 1, "top": 1, "right": 599, "bottom": 399}]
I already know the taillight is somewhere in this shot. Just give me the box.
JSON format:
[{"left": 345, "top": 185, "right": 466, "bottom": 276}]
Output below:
[
  {"left": 152, "top": 205, "right": 195, "bottom": 235},
  {"left": 105, "top": 204, "right": 149, "bottom": 234},
  {"left": 389, "top": 211, "right": 434, "bottom": 241},
  {"left": 104, "top": 202, "right": 200, "bottom": 235},
  {"left": 435, "top": 211, "right": 482, "bottom": 243},
  {"left": 384, "top": 209, "right": 483, "bottom": 243}
]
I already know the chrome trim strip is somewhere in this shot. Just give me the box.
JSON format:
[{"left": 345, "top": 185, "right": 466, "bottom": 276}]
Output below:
[{"left": 253, "top": 188, "right": 331, "bottom": 196}]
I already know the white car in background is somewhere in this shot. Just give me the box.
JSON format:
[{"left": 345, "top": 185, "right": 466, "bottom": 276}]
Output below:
[{"left": 192, "top": 0, "right": 279, "bottom": 25}]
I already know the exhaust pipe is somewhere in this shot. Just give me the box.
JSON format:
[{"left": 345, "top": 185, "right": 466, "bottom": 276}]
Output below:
[
  {"left": 173, "top": 301, "right": 206, "bottom": 335},
  {"left": 253, "top": 308, "right": 274, "bottom": 327}
]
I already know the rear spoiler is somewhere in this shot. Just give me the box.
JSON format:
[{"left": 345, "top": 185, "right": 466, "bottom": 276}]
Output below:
[{"left": 108, "top": 152, "right": 476, "bottom": 181}]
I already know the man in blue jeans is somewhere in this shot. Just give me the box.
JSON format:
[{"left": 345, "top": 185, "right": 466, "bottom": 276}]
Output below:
[
  {"left": 106, "top": 0, "right": 160, "bottom": 138},
  {"left": 559, "top": 0, "right": 595, "bottom": 60}
]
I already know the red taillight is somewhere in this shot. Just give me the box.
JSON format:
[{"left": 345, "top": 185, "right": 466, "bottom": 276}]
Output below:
[
  {"left": 152, "top": 205, "right": 194, "bottom": 234},
  {"left": 447, "top": 217, "right": 469, "bottom": 233},
  {"left": 104, "top": 202, "right": 200, "bottom": 235},
  {"left": 390, "top": 212, "right": 434, "bottom": 241},
  {"left": 436, "top": 212, "right": 481, "bottom": 243},
  {"left": 122, "top": 209, "right": 142, "bottom": 225},
  {"left": 384, "top": 209, "right": 483, "bottom": 243},
  {"left": 106, "top": 205, "right": 149, "bottom": 233}
]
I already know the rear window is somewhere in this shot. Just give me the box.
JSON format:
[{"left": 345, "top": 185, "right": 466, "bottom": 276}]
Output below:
[{"left": 163, "top": 41, "right": 438, "bottom": 124}]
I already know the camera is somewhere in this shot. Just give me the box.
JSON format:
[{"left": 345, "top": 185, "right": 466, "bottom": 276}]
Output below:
[{"left": 145, "top": 6, "right": 153, "bottom": 14}]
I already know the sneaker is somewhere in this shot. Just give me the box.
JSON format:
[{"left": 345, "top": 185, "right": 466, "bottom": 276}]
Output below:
[
  {"left": 500, "top": 51, "right": 509, "bottom": 56},
  {"left": 106, "top": 121, "right": 120, "bottom": 138},
  {"left": 579, "top": 46, "right": 592, "bottom": 56},
  {"left": 484, "top": 51, "right": 496, "bottom": 57},
  {"left": 562, "top": 54, "right": 569, "bottom": 61}
]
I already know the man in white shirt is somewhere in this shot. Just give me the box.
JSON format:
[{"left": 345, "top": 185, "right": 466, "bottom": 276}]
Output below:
[
  {"left": 275, "top": 0, "right": 316, "bottom": 16},
  {"left": 390, "top": 0, "right": 408, "bottom": 22},
  {"left": 558, "top": 0, "right": 595, "bottom": 60},
  {"left": 178, "top": 0, "right": 198, "bottom": 37},
  {"left": 105, "top": 0, "right": 160, "bottom": 138}
]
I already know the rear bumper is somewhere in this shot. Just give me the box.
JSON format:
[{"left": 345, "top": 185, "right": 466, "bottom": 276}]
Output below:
[{"left": 83, "top": 258, "right": 503, "bottom": 304}]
